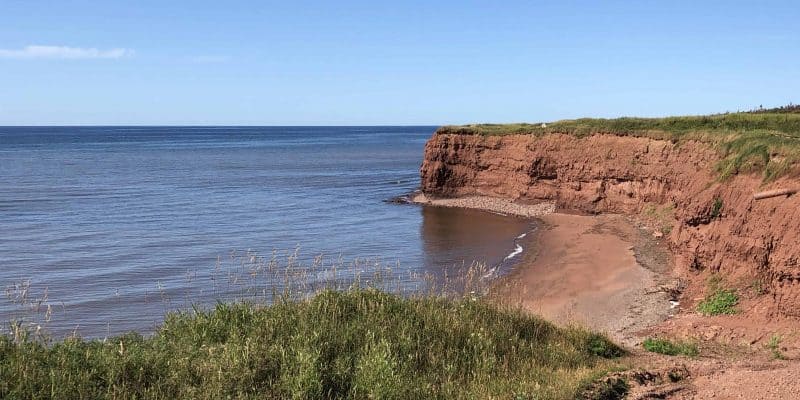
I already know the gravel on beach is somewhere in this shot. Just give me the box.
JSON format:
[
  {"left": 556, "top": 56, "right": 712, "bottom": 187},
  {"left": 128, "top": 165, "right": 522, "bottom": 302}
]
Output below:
[{"left": 411, "top": 193, "right": 556, "bottom": 218}]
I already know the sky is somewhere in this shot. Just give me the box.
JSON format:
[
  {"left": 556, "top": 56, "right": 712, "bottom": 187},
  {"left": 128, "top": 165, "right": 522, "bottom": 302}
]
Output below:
[{"left": 0, "top": 0, "right": 798, "bottom": 125}]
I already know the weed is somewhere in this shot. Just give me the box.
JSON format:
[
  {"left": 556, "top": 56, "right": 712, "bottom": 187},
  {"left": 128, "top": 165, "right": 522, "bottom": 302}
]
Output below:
[
  {"left": 710, "top": 198, "right": 723, "bottom": 219},
  {"left": 697, "top": 288, "right": 739, "bottom": 316},
  {"left": 642, "top": 338, "right": 699, "bottom": 357},
  {"left": 766, "top": 334, "right": 784, "bottom": 360}
]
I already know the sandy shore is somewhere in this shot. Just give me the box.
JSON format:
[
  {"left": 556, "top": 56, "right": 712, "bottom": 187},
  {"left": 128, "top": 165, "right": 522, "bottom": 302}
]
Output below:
[
  {"left": 492, "top": 213, "right": 674, "bottom": 345},
  {"left": 413, "top": 193, "right": 673, "bottom": 346}
]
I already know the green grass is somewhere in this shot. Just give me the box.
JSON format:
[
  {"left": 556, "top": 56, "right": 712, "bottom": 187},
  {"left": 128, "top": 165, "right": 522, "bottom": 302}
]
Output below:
[
  {"left": 697, "top": 288, "right": 739, "bottom": 316},
  {"left": 0, "top": 289, "right": 624, "bottom": 399},
  {"left": 437, "top": 111, "right": 800, "bottom": 180},
  {"left": 642, "top": 338, "right": 699, "bottom": 357},
  {"left": 766, "top": 334, "right": 784, "bottom": 360}
]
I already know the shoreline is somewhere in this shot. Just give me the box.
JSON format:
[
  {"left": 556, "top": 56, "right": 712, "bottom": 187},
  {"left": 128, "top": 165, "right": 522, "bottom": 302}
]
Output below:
[
  {"left": 412, "top": 193, "right": 674, "bottom": 346},
  {"left": 491, "top": 213, "right": 674, "bottom": 346}
]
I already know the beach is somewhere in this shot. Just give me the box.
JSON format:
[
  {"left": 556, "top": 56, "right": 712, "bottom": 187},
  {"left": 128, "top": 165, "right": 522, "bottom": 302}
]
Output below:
[
  {"left": 414, "top": 193, "right": 675, "bottom": 345},
  {"left": 492, "top": 213, "right": 674, "bottom": 345}
]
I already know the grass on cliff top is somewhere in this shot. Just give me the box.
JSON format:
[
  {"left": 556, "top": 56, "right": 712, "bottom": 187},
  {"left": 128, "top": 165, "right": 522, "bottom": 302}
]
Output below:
[
  {"left": 0, "top": 289, "right": 624, "bottom": 400},
  {"left": 438, "top": 109, "right": 800, "bottom": 181}
]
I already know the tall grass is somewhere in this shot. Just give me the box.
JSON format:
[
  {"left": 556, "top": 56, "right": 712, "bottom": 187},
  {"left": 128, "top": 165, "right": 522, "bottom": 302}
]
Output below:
[
  {"left": 1, "top": 251, "right": 625, "bottom": 399},
  {"left": 0, "top": 290, "right": 623, "bottom": 399},
  {"left": 438, "top": 111, "right": 800, "bottom": 181}
]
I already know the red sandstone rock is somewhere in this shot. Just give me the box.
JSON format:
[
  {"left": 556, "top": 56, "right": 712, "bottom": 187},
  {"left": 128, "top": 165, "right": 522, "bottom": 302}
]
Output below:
[{"left": 420, "top": 132, "right": 800, "bottom": 319}]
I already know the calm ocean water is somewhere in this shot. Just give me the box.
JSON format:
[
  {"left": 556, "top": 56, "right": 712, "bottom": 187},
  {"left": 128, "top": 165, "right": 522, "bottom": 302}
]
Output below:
[{"left": 0, "top": 126, "right": 534, "bottom": 337}]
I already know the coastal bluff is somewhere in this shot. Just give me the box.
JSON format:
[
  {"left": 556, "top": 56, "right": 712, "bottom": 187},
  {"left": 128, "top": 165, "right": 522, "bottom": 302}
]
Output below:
[{"left": 419, "top": 130, "right": 800, "bottom": 320}]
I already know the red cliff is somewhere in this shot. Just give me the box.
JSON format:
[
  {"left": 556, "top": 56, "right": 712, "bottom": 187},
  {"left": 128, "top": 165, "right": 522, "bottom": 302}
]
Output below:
[{"left": 420, "top": 132, "right": 800, "bottom": 319}]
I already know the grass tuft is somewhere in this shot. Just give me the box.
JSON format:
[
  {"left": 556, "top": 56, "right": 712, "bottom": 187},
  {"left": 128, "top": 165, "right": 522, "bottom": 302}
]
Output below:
[
  {"left": 697, "top": 288, "right": 739, "bottom": 316},
  {"left": 766, "top": 334, "right": 784, "bottom": 360},
  {"left": 642, "top": 338, "right": 699, "bottom": 357},
  {"left": 710, "top": 198, "right": 723, "bottom": 219}
]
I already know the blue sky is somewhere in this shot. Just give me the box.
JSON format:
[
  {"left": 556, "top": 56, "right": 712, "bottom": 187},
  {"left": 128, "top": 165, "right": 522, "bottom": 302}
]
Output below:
[{"left": 1, "top": 0, "right": 798, "bottom": 125}]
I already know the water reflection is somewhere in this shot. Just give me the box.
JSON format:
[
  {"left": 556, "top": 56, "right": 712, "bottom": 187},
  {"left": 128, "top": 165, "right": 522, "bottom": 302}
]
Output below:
[{"left": 420, "top": 205, "right": 535, "bottom": 279}]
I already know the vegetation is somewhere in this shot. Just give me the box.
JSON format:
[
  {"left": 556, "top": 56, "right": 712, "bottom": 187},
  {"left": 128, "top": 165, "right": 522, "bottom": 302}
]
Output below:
[
  {"left": 438, "top": 108, "right": 800, "bottom": 180},
  {"left": 746, "top": 104, "right": 800, "bottom": 114},
  {"left": 697, "top": 288, "right": 739, "bottom": 316},
  {"left": 642, "top": 338, "right": 699, "bottom": 357},
  {"left": 0, "top": 289, "right": 624, "bottom": 399},
  {"left": 710, "top": 198, "right": 723, "bottom": 219},
  {"left": 696, "top": 275, "right": 740, "bottom": 316},
  {"left": 766, "top": 334, "right": 784, "bottom": 360}
]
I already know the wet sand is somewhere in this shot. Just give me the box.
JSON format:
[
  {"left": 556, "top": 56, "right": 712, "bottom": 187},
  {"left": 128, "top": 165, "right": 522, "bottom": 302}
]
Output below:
[{"left": 491, "top": 213, "right": 674, "bottom": 345}]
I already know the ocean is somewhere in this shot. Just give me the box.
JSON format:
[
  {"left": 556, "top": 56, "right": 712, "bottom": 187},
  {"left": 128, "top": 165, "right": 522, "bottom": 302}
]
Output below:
[{"left": 0, "top": 126, "right": 534, "bottom": 337}]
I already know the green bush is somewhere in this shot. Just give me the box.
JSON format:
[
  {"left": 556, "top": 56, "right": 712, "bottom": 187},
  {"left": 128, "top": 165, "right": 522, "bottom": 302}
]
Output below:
[
  {"left": 697, "top": 288, "right": 739, "bottom": 315},
  {"left": 642, "top": 338, "right": 699, "bottom": 357},
  {"left": 0, "top": 290, "right": 624, "bottom": 400}
]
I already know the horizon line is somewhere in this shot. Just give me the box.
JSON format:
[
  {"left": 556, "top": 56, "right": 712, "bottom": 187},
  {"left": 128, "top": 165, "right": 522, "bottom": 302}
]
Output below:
[{"left": 0, "top": 124, "right": 444, "bottom": 128}]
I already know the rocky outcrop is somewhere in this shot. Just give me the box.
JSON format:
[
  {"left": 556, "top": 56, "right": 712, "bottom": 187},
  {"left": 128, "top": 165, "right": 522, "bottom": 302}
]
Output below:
[{"left": 420, "top": 132, "right": 800, "bottom": 318}]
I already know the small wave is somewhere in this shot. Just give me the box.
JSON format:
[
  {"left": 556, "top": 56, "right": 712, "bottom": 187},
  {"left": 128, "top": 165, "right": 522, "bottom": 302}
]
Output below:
[
  {"left": 481, "top": 265, "right": 498, "bottom": 279},
  {"left": 504, "top": 244, "right": 523, "bottom": 261},
  {"left": 516, "top": 233, "right": 527, "bottom": 239}
]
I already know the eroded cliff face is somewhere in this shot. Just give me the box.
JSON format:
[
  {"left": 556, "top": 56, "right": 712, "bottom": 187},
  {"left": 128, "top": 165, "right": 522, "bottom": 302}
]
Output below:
[{"left": 420, "top": 133, "right": 800, "bottom": 318}]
